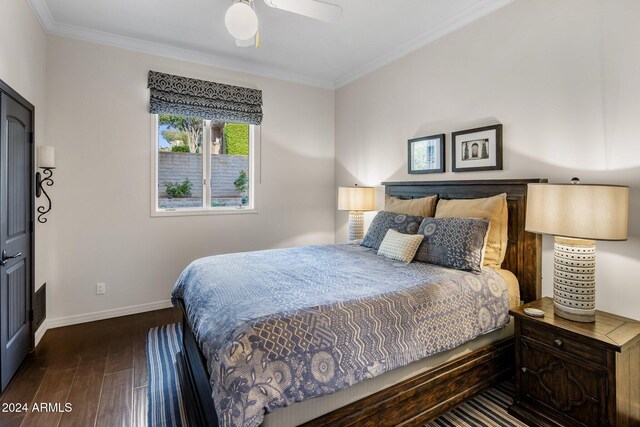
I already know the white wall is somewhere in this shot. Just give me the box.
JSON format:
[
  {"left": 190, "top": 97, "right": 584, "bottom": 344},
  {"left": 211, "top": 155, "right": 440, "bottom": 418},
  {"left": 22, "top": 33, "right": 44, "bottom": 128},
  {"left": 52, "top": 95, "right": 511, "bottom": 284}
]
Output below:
[
  {"left": 335, "top": 0, "right": 640, "bottom": 319},
  {"left": 45, "top": 36, "right": 335, "bottom": 322},
  {"left": 0, "top": 0, "right": 50, "bottom": 306},
  {"left": 6, "top": 0, "right": 640, "bottom": 329}
]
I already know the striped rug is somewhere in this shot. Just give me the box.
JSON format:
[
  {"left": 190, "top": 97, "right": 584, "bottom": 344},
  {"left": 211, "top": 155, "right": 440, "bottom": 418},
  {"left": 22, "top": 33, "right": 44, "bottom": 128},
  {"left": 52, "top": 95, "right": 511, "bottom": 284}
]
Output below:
[
  {"left": 147, "top": 323, "right": 527, "bottom": 427},
  {"left": 424, "top": 381, "right": 527, "bottom": 427},
  {"left": 147, "top": 323, "right": 186, "bottom": 427}
]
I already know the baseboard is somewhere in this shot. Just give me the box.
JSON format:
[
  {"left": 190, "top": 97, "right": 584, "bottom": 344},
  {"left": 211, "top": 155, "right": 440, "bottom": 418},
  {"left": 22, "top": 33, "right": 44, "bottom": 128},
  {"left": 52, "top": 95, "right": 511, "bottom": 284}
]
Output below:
[
  {"left": 44, "top": 300, "right": 174, "bottom": 330},
  {"left": 34, "top": 319, "right": 49, "bottom": 347},
  {"left": 34, "top": 300, "right": 174, "bottom": 348}
]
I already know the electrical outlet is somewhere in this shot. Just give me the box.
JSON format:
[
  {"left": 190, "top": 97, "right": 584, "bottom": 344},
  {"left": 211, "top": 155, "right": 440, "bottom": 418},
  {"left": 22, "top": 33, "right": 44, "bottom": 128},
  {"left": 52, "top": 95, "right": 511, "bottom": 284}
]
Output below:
[{"left": 96, "top": 282, "right": 106, "bottom": 295}]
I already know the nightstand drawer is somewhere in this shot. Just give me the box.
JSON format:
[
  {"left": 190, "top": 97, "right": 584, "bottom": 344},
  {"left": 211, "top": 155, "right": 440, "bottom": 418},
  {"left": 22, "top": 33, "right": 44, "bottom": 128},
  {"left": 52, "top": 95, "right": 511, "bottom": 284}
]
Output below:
[
  {"left": 519, "top": 340, "right": 608, "bottom": 426},
  {"left": 510, "top": 299, "right": 640, "bottom": 427},
  {"left": 521, "top": 321, "right": 607, "bottom": 366}
]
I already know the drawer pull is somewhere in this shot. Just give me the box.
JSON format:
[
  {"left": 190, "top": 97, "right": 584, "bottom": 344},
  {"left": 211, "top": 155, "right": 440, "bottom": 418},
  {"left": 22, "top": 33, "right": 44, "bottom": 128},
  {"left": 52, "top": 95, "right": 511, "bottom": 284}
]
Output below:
[
  {"left": 554, "top": 339, "right": 563, "bottom": 347},
  {"left": 521, "top": 367, "right": 527, "bottom": 373}
]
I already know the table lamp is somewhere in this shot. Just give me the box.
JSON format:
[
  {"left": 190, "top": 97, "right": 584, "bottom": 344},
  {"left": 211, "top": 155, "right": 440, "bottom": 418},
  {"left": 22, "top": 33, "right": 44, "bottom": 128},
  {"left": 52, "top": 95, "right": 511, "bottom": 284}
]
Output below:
[
  {"left": 525, "top": 179, "right": 629, "bottom": 322},
  {"left": 338, "top": 185, "right": 375, "bottom": 241}
]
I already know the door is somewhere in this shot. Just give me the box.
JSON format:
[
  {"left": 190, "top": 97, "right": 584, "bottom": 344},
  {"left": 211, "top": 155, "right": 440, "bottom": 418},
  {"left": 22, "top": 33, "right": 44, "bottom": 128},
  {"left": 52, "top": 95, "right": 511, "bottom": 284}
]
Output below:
[{"left": 0, "top": 88, "right": 34, "bottom": 391}]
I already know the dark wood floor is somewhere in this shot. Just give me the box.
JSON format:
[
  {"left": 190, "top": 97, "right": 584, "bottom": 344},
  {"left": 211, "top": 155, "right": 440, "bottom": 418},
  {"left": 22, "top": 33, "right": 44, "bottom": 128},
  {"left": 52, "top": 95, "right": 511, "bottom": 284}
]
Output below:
[{"left": 0, "top": 307, "right": 181, "bottom": 427}]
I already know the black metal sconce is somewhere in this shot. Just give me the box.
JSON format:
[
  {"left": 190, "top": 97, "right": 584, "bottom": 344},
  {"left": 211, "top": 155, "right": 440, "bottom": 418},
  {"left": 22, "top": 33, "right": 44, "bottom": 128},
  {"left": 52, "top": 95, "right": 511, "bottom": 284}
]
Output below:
[{"left": 36, "top": 146, "right": 55, "bottom": 223}]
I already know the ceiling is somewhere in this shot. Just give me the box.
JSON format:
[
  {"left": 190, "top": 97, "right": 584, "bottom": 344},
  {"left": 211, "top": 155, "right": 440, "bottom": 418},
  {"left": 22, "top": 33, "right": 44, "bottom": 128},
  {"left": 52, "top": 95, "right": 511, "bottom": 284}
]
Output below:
[{"left": 27, "top": 0, "right": 513, "bottom": 88}]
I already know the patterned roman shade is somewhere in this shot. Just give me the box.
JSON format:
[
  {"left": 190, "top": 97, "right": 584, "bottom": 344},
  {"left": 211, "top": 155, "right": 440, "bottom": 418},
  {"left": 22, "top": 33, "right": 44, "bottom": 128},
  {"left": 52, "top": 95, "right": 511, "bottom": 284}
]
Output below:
[{"left": 148, "top": 71, "right": 263, "bottom": 125}]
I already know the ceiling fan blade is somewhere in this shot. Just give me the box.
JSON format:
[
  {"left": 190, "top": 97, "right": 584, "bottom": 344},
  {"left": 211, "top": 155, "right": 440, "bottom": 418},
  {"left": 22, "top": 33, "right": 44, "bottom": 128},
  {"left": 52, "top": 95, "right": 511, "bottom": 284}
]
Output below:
[{"left": 263, "top": 0, "right": 342, "bottom": 23}]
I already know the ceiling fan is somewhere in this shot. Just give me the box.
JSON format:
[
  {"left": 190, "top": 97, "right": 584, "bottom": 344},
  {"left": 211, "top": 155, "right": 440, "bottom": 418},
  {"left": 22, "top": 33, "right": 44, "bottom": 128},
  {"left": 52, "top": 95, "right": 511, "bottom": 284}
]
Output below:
[{"left": 224, "top": 0, "right": 343, "bottom": 48}]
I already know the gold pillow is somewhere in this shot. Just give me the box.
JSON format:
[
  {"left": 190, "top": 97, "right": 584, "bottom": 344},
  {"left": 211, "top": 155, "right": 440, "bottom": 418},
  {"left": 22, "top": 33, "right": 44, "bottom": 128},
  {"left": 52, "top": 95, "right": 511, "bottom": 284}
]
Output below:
[
  {"left": 434, "top": 193, "right": 508, "bottom": 269},
  {"left": 377, "top": 229, "right": 424, "bottom": 264},
  {"left": 385, "top": 195, "right": 437, "bottom": 217}
]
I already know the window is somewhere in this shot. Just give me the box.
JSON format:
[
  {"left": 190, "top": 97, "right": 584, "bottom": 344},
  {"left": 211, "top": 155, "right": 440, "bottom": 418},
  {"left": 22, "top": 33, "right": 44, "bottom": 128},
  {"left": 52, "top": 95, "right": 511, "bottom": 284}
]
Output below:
[
  {"left": 152, "top": 114, "right": 257, "bottom": 215},
  {"left": 147, "top": 71, "right": 262, "bottom": 215}
]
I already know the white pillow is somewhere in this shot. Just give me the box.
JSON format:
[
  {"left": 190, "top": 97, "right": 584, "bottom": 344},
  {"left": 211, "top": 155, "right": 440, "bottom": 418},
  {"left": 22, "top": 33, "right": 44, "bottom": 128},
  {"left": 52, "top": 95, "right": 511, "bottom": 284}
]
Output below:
[{"left": 377, "top": 229, "right": 424, "bottom": 264}]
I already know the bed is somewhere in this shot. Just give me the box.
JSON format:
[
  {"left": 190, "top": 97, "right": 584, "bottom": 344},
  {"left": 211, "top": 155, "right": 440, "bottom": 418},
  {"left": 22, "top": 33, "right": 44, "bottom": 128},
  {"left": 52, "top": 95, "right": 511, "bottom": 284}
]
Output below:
[{"left": 173, "top": 179, "right": 545, "bottom": 427}]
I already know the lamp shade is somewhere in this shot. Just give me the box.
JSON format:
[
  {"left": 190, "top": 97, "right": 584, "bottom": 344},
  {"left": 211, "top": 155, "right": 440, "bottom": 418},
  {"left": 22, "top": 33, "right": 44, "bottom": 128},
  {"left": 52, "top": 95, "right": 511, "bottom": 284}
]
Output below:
[
  {"left": 38, "top": 146, "right": 55, "bottom": 168},
  {"left": 526, "top": 183, "right": 629, "bottom": 241},
  {"left": 338, "top": 186, "right": 375, "bottom": 211}
]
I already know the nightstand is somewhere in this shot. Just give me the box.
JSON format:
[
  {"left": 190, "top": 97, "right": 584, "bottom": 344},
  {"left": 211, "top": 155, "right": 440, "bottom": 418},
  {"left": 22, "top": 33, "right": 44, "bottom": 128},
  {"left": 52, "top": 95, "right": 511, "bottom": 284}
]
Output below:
[{"left": 508, "top": 297, "right": 640, "bottom": 427}]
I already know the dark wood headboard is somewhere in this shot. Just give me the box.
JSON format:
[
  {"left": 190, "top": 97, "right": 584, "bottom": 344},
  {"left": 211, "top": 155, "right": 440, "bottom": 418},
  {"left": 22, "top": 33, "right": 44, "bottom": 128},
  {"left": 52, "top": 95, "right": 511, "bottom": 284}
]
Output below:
[{"left": 382, "top": 179, "right": 546, "bottom": 303}]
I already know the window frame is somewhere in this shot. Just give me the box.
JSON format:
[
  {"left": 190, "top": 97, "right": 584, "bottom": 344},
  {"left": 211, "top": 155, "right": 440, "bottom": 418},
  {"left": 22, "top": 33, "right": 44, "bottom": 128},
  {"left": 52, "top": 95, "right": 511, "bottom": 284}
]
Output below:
[{"left": 149, "top": 114, "right": 259, "bottom": 217}]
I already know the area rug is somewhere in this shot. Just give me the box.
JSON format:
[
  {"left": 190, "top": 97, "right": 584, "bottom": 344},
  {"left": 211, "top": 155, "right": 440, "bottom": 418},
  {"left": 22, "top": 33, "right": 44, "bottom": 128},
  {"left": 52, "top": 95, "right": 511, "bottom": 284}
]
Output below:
[
  {"left": 423, "top": 380, "right": 526, "bottom": 427},
  {"left": 147, "top": 323, "right": 186, "bottom": 427},
  {"left": 147, "top": 323, "right": 527, "bottom": 427}
]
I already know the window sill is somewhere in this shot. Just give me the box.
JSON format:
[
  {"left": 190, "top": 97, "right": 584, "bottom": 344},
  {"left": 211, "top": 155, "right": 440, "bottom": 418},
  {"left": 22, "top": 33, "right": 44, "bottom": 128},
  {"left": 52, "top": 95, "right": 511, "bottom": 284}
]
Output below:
[{"left": 151, "top": 207, "right": 258, "bottom": 218}]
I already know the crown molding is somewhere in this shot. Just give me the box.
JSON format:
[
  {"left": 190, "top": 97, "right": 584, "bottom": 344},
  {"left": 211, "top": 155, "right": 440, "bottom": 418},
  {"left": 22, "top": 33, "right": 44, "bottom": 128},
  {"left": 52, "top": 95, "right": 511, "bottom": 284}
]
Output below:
[
  {"left": 26, "top": 0, "right": 55, "bottom": 30},
  {"left": 25, "top": 0, "right": 334, "bottom": 89},
  {"left": 333, "top": 0, "right": 515, "bottom": 88},
  {"left": 27, "top": 0, "right": 512, "bottom": 90}
]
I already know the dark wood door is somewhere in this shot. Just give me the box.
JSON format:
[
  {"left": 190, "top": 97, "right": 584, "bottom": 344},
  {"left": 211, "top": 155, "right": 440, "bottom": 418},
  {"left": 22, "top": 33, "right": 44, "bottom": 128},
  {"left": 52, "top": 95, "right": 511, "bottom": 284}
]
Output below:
[{"left": 0, "top": 89, "right": 33, "bottom": 391}]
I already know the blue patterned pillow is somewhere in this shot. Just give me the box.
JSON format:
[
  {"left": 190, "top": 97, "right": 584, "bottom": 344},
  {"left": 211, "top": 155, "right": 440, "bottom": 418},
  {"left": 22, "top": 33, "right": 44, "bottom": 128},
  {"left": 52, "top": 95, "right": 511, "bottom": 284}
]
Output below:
[
  {"left": 414, "top": 217, "right": 490, "bottom": 272},
  {"left": 361, "top": 211, "right": 423, "bottom": 250}
]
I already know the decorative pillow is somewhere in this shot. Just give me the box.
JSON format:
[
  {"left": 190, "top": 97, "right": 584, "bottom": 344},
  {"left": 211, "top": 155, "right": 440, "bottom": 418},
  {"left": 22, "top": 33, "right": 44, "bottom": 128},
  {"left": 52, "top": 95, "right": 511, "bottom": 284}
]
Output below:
[
  {"left": 434, "top": 193, "right": 508, "bottom": 269},
  {"left": 414, "top": 217, "right": 490, "bottom": 272},
  {"left": 361, "top": 211, "right": 423, "bottom": 250},
  {"left": 385, "top": 195, "right": 437, "bottom": 217},
  {"left": 377, "top": 229, "right": 424, "bottom": 264}
]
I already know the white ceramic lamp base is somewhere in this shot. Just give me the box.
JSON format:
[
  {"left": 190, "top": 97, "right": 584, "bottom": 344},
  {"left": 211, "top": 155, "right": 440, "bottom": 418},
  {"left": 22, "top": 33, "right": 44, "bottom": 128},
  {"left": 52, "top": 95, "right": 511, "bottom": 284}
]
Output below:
[
  {"left": 348, "top": 211, "right": 365, "bottom": 241},
  {"left": 553, "top": 236, "right": 596, "bottom": 323}
]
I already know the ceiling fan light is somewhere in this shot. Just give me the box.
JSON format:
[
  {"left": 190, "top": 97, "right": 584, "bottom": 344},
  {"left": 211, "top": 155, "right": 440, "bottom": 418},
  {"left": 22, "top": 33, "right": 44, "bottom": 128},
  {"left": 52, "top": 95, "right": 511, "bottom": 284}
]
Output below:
[
  {"left": 235, "top": 37, "right": 255, "bottom": 47},
  {"left": 225, "top": 1, "right": 259, "bottom": 41}
]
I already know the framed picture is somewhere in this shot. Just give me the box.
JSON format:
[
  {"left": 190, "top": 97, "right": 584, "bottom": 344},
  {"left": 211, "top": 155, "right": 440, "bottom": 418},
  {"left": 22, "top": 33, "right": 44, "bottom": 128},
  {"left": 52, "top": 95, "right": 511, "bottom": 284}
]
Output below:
[
  {"left": 452, "top": 124, "right": 502, "bottom": 172},
  {"left": 408, "top": 134, "right": 445, "bottom": 174}
]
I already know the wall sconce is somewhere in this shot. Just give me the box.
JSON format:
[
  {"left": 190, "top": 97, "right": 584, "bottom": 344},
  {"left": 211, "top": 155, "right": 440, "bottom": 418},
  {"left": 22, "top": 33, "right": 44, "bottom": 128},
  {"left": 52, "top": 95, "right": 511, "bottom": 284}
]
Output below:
[{"left": 36, "top": 146, "right": 55, "bottom": 223}]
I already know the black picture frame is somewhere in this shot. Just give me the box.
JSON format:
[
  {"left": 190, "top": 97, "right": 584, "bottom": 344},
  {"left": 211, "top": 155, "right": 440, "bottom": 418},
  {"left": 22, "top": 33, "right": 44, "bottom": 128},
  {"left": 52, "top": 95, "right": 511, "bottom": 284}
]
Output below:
[
  {"left": 451, "top": 124, "right": 503, "bottom": 172},
  {"left": 408, "top": 134, "right": 445, "bottom": 174}
]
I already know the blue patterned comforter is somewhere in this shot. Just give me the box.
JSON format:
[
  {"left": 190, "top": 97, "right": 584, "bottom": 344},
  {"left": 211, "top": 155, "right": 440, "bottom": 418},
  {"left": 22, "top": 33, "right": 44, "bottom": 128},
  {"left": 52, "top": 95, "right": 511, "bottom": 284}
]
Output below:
[{"left": 172, "top": 243, "right": 510, "bottom": 427}]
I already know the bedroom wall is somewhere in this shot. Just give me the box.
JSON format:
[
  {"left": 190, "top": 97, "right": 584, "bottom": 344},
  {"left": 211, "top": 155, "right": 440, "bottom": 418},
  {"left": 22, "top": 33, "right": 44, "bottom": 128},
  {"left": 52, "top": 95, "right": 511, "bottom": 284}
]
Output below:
[
  {"left": 335, "top": 0, "right": 640, "bottom": 319},
  {"left": 44, "top": 36, "right": 335, "bottom": 323},
  {"left": 0, "top": 0, "right": 50, "bottom": 332}
]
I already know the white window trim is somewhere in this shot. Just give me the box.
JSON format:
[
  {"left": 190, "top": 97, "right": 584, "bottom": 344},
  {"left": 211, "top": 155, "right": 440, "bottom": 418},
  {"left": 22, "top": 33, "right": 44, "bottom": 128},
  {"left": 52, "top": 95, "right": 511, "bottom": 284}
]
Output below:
[{"left": 149, "top": 114, "right": 260, "bottom": 217}]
